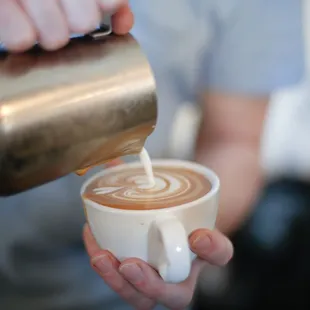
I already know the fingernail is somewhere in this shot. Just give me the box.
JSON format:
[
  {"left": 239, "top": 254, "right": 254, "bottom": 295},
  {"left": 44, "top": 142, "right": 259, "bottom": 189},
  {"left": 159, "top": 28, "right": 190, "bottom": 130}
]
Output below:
[
  {"left": 99, "top": 0, "right": 124, "bottom": 10},
  {"left": 92, "top": 255, "right": 113, "bottom": 274},
  {"left": 119, "top": 263, "right": 144, "bottom": 284},
  {"left": 192, "top": 233, "right": 211, "bottom": 251}
]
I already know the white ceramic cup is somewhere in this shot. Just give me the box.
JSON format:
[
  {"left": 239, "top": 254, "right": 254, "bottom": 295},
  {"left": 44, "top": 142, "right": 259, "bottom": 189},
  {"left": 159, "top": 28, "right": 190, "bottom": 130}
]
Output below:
[{"left": 81, "top": 159, "right": 219, "bottom": 283}]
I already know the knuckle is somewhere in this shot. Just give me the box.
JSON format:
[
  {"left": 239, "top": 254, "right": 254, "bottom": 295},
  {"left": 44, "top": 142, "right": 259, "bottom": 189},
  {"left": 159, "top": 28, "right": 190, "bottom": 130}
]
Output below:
[
  {"left": 113, "top": 280, "right": 127, "bottom": 294},
  {"left": 40, "top": 36, "right": 69, "bottom": 51},
  {"left": 5, "top": 34, "right": 36, "bottom": 52},
  {"left": 68, "top": 19, "right": 98, "bottom": 34},
  {"left": 204, "top": 250, "right": 232, "bottom": 266},
  {"left": 144, "top": 284, "right": 164, "bottom": 299}
]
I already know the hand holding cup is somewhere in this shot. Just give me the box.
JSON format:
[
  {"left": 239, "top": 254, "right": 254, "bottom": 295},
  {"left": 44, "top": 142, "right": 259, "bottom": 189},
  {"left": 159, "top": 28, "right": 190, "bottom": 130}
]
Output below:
[
  {"left": 84, "top": 225, "right": 233, "bottom": 309},
  {"left": 81, "top": 159, "right": 233, "bottom": 308}
]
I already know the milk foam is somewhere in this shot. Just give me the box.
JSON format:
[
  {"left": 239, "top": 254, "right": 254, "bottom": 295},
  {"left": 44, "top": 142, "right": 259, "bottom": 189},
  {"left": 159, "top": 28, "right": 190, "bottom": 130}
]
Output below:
[
  {"left": 85, "top": 165, "right": 211, "bottom": 209},
  {"left": 139, "top": 148, "right": 155, "bottom": 187},
  {"left": 83, "top": 146, "right": 211, "bottom": 209},
  {"left": 91, "top": 168, "right": 201, "bottom": 202}
]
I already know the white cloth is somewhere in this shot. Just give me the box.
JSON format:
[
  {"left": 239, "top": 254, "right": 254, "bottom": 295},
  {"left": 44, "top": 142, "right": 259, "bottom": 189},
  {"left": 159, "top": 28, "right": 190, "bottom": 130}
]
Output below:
[{"left": 261, "top": 0, "right": 310, "bottom": 181}]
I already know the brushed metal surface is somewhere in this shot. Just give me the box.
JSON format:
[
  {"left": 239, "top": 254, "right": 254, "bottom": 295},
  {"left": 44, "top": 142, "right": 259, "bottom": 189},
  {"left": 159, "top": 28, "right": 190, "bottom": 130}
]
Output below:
[{"left": 0, "top": 34, "right": 157, "bottom": 196}]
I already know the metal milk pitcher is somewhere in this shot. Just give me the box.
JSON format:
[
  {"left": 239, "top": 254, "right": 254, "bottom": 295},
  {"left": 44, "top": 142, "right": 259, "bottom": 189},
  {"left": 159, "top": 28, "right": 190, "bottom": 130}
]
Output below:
[{"left": 0, "top": 33, "right": 157, "bottom": 196}]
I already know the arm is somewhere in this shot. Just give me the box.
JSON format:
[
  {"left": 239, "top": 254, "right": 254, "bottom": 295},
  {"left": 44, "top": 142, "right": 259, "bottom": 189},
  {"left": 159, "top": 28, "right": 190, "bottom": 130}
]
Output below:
[
  {"left": 193, "top": 0, "right": 302, "bottom": 235},
  {"left": 196, "top": 92, "right": 268, "bottom": 235}
]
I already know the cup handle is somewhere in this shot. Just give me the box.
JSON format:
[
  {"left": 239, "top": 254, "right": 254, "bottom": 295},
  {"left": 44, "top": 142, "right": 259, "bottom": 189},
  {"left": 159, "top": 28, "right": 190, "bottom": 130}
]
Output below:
[{"left": 149, "top": 216, "right": 191, "bottom": 283}]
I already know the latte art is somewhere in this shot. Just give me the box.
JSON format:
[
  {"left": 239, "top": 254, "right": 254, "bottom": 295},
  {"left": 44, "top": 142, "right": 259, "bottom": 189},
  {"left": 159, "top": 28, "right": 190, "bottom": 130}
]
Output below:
[{"left": 84, "top": 166, "right": 211, "bottom": 210}]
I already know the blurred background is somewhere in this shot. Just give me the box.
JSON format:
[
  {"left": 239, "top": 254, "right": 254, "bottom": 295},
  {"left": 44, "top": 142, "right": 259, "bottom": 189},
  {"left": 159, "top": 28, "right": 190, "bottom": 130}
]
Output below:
[{"left": 1, "top": 0, "right": 310, "bottom": 309}]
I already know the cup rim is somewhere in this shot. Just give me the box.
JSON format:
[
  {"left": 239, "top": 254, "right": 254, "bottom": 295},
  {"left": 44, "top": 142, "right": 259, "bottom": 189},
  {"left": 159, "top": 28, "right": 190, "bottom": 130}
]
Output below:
[{"left": 81, "top": 159, "right": 220, "bottom": 215}]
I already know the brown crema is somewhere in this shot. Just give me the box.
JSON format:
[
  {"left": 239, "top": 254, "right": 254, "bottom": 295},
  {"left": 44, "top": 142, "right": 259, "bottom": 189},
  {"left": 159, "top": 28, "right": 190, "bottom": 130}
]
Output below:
[{"left": 83, "top": 166, "right": 211, "bottom": 210}]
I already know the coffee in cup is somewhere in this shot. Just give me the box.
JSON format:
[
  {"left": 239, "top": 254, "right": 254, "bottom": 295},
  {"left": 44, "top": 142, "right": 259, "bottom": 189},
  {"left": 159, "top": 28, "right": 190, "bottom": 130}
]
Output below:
[
  {"left": 83, "top": 165, "right": 211, "bottom": 210},
  {"left": 81, "top": 159, "right": 219, "bottom": 283}
]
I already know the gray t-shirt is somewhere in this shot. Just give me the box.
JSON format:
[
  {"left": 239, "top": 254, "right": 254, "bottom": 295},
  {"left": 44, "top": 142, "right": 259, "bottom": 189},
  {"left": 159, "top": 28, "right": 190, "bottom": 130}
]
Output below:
[{"left": 0, "top": 0, "right": 303, "bottom": 309}]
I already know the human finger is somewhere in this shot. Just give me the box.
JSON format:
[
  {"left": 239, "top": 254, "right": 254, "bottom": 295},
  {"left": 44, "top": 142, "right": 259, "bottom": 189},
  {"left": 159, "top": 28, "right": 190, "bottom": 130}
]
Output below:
[
  {"left": 97, "top": 0, "right": 133, "bottom": 34},
  {"left": 20, "top": 0, "right": 69, "bottom": 50},
  {"left": 83, "top": 224, "right": 155, "bottom": 309},
  {"left": 83, "top": 223, "right": 102, "bottom": 257},
  {"left": 0, "top": 0, "right": 36, "bottom": 52},
  {"left": 189, "top": 229, "right": 233, "bottom": 266},
  {"left": 119, "top": 258, "right": 206, "bottom": 309},
  {"left": 61, "top": 0, "right": 101, "bottom": 34},
  {"left": 97, "top": 0, "right": 125, "bottom": 11},
  {"left": 111, "top": 3, "right": 134, "bottom": 34}
]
